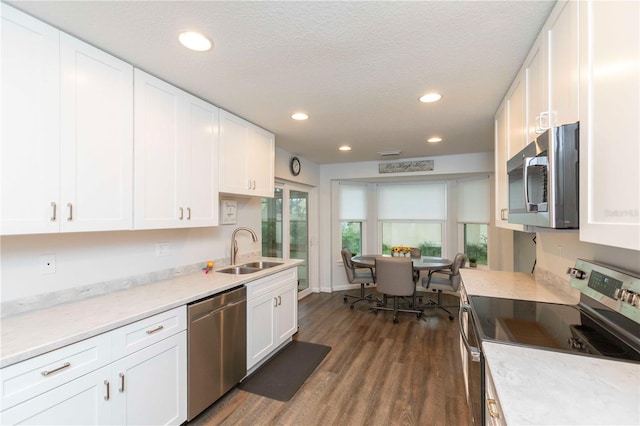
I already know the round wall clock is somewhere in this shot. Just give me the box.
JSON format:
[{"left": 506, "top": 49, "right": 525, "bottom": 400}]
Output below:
[{"left": 290, "top": 156, "right": 301, "bottom": 176}]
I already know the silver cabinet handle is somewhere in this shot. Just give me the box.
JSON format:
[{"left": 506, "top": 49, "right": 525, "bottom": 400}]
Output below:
[
  {"left": 273, "top": 297, "right": 278, "bottom": 307},
  {"left": 187, "top": 207, "right": 191, "bottom": 220},
  {"left": 119, "top": 373, "right": 125, "bottom": 393},
  {"left": 487, "top": 398, "right": 500, "bottom": 418},
  {"left": 179, "top": 207, "right": 184, "bottom": 220},
  {"left": 252, "top": 180, "right": 256, "bottom": 190},
  {"left": 41, "top": 362, "right": 70, "bottom": 376},
  {"left": 50, "top": 202, "right": 57, "bottom": 221},
  {"left": 66, "top": 203, "right": 73, "bottom": 221},
  {"left": 500, "top": 208, "right": 508, "bottom": 221},
  {"left": 146, "top": 325, "right": 164, "bottom": 334},
  {"left": 248, "top": 180, "right": 252, "bottom": 190},
  {"left": 278, "top": 295, "right": 282, "bottom": 306},
  {"left": 104, "top": 380, "right": 110, "bottom": 401}
]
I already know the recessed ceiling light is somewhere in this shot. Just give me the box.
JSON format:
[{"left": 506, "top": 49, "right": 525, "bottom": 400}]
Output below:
[
  {"left": 419, "top": 93, "right": 442, "bottom": 103},
  {"left": 179, "top": 31, "right": 212, "bottom": 51},
  {"left": 339, "top": 145, "right": 351, "bottom": 151},
  {"left": 291, "top": 112, "right": 309, "bottom": 121},
  {"left": 427, "top": 137, "right": 443, "bottom": 143}
]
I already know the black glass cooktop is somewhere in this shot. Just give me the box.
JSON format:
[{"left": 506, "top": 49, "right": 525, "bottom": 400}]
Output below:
[{"left": 469, "top": 295, "right": 640, "bottom": 362}]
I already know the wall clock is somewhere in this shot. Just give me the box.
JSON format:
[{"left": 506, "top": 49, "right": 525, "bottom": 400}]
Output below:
[{"left": 290, "top": 156, "right": 301, "bottom": 176}]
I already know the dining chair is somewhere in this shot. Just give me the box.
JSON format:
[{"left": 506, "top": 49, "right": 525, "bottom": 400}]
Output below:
[
  {"left": 421, "top": 253, "right": 467, "bottom": 320},
  {"left": 372, "top": 257, "right": 422, "bottom": 323},
  {"left": 340, "top": 248, "right": 376, "bottom": 309},
  {"left": 409, "top": 247, "right": 421, "bottom": 282}
]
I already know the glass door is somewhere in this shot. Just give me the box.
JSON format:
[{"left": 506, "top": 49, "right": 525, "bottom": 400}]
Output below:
[{"left": 261, "top": 183, "right": 311, "bottom": 296}]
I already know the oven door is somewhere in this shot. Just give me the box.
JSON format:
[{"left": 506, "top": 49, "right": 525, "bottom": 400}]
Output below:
[{"left": 459, "top": 304, "right": 484, "bottom": 425}]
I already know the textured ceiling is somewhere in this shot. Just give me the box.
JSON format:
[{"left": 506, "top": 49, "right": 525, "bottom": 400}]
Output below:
[{"left": 8, "top": 1, "right": 555, "bottom": 164}]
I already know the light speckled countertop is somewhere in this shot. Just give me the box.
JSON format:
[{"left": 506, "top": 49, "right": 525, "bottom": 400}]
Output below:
[
  {"left": 483, "top": 342, "right": 640, "bottom": 425},
  {"left": 0, "top": 258, "right": 302, "bottom": 368},
  {"left": 461, "top": 269, "right": 640, "bottom": 425}
]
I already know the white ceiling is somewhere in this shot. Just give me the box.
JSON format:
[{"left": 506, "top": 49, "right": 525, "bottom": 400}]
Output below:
[{"left": 8, "top": 1, "right": 555, "bottom": 164}]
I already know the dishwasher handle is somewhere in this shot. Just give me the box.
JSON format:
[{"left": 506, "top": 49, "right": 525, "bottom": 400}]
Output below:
[
  {"left": 190, "top": 299, "right": 245, "bottom": 323},
  {"left": 459, "top": 304, "right": 481, "bottom": 363}
]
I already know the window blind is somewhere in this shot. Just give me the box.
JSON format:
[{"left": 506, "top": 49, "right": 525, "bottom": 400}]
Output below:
[
  {"left": 339, "top": 183, "right": 367, "bottom": 220},
  {"left": 377, "top": 182, "right": 446, "bottom": 220},
  {"left": 457, "top": 177, "right": 490, "bottom": 223}
]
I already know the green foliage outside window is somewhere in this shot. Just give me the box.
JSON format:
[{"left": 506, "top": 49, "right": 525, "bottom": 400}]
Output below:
[{"left": 341, "top": 221, "right": 362, "bottom": 255}]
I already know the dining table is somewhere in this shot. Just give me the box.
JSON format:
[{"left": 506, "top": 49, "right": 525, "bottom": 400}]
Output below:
[{"left": 351, "top": 254, "right": 452, "bottom": 274}]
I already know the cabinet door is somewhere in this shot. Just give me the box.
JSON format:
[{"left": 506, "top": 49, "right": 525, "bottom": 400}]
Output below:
[
  {"left": 579, "top": 0, "right": 640, "bottom": 250},
  {"left": 548, "top": 0, "right": 579, "bottom": 127},
  {"left": 218, "top": 110, "right": 250, "bottom": 195},
  {"left": 59, "top": 33, "right": 133, "bottom": 232},
  {"left": 111, "top": 332, "right": 187, "bottom": 426},
  {"left": 134, "top": 69, "right": 183, "bottom": 229},
  {"left": 0, "top": 366, "right": 111, "bottom": 426},
  {"left": 246, "top": 291, "right": 277, "bottom": 370},
  {"left": 248, "top": 126, "right": 275, "bottom": 198},
  {"left": 274, "top": 280, "right": 298, "bottom": 344},
  {"left": 182, "top": 96, "right": 219, "bottom": 227},
  {"left": 0, "top": 4, "right": 60, "bottom": 235},
  {"left": 506, "top": 72, "right": 527, "bottom": 158},
  {"left": 525, "top": 34, "right": 547, "bottom": 143}
]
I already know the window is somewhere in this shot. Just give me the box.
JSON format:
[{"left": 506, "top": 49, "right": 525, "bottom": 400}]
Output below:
[
  {"left": 339, "top": 183, "right": 367, "bottom": 255},
  {"left": 378, "top": 182, "right": 447, "bottom": 255},
  {"left": 458, "top": 178, "right": 490, "bottom": 265},
  {"left": 381, "top": 222, "right": 442, "bottom": 256}
]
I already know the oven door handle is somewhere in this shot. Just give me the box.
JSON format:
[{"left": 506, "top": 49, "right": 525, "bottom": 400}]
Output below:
[{"left": 459, "top": 304, "right": 481, "bottom": 363}]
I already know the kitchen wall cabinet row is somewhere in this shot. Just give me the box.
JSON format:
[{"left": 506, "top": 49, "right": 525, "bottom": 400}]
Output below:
[
  {"left": 494, "top": 0, "right": 579, "bottom": 231},
  {"left": 0, "top": 4, "right": 275, "bottom": 236},
  {"left": 0, "top": 306, "right": 187, "bottom": 425},
  {"left": 493, "top": 0, "right": 639, "bottom": 251}
]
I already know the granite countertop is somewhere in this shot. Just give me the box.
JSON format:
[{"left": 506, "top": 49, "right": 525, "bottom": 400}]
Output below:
[
  {"left": 483, "top": 342, "right": 640, "bottom": 425},
  {"left": 461, "top": 269, "right": 640, "bottom": 425},
  {"left": 460, "top": 268, "right": 580, "bottom": 304},
  {"left": 0, "top": 258, "right": 302, "bottom": 368}
]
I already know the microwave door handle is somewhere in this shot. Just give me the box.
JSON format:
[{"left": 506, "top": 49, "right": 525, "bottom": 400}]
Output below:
[
  {"left": 525, "top": 157, "right": 550, "bottom": 212},
  {"left": 523, "top": 157, "right": 532, "bottom": 211}
]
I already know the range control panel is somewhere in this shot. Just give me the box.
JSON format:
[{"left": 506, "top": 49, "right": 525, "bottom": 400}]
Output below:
[{"left": 568, "top": 259, "right": 640, "bottom": 324}]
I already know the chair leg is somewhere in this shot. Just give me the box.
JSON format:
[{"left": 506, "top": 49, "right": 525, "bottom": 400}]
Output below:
[{"left": 343, "top": 283, "right": 376, "bottom": 309}]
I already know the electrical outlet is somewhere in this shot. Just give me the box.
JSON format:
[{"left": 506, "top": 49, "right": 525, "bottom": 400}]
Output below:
[
  {"left": 40, "top": 254, "right": 56, "bottom": 274},
  {"left": 156, "top": 243, "right": 170, "bottom": 257}
]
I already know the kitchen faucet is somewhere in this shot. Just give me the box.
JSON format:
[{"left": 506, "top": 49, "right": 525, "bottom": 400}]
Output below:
[{"left": 230, "top": 227, "right": 259, "bottom": 265}]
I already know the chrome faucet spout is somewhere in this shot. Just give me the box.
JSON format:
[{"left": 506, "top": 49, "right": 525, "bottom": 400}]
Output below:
[{"left": 231, "top": 227, "right": 259, "bottom": 265}]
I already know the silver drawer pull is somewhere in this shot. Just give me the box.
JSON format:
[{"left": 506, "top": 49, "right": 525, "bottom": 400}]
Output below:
[
  {"left": 104, "top": 380, "right": 110, "bottom": 400},
  {"left": 41, "top": 362, "right": 71, "bottom": 376},
  {"left": 146, "top": 325, "right": 164, "bottom": 335},
  {"left": 67, "top": 203, "right": 73, "bottom": 221},
  {"left": 50, "top": 202, "right": 57, "bottom": 221},
  {"left": 119, "top": 373, "right": 125, "bottom": 392}
]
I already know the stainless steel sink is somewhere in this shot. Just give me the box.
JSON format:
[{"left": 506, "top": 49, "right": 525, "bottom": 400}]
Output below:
[
  {"left": 240, "top": 261, "right": 283, "bottom": 269},
  {"left": 217, "top": 266, "right": 261, "bottom": 275}
]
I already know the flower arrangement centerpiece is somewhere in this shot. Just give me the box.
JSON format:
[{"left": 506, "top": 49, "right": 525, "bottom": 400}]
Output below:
[{"left": 391, "top": 245, "right": 411, "bottom": 257}]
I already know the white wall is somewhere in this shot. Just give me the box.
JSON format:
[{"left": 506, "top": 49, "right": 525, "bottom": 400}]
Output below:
[{"left": 0, "top": 197, "right": 261, "bottom": 303}]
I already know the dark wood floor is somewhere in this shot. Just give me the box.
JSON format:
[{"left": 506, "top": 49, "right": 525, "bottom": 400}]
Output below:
[{"left": 189, "top": 290, "right": 471, "bottom": 426}]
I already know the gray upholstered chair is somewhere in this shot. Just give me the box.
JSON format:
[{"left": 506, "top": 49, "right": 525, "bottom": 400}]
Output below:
[
  {"left": 409, "top": 247, "right": 421, "bottom": 258},
  {"left": 372, "top": 257, "right": 422, "bottom": 323},
  {"left": 341, "top": 248, "right": 376, "bottom": 309},
  {"left": 421, "top": 253, "right": 467, "bottom": 320}
]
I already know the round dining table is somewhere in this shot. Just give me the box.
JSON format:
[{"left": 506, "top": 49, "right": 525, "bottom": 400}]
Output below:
[{"left": 351, "top": 254, "right": 452, "bottom": 272}]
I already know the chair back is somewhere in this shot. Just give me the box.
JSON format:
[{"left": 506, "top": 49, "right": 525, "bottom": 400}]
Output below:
[
  {"left": 449, "top": 253, "right": 468, "bottom": 290},
  {"left": 341, "top": 248, "right": 356, "bottom": 283},
  {"left": 409, "top": 247, "right": 421, "bottom": 259},
  {"left": 375, "top": 257, "right": 415, "bottom": 297}
]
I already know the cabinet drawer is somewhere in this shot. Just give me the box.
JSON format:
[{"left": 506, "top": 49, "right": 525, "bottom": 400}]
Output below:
[
  {"left": 1, "top": 332, "right": 111, "bottom": 411},
  {"left": 111, "top": 306, "right": 186, "bottom": 360},
  {"left": 246, "top": 268, "right": 297, "bottom": 300}
]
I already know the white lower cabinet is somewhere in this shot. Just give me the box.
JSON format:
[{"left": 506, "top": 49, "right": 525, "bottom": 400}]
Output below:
[
  {"left": 0, "top": 307, "right": 187, "bottom": 426},
  {"left": 484, "top": 361, "right": 506, "bottom": 426},
  {"left": 246, "top": 269, "right": 298, "bottom": 371}
]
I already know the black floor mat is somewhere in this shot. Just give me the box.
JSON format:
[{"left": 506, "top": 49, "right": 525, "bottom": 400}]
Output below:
[{"left": 238, "top": 341, "right": 331, "bottom": 401}]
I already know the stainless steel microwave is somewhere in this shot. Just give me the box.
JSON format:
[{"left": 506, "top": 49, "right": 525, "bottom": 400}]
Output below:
[{"left": 507, "top": 122, "right": 579, "bottom": 229}]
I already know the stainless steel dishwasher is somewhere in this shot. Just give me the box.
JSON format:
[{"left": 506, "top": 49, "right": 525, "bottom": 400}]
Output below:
[{"left": 187, "top": 285, "right": 246, "bottom": 421}]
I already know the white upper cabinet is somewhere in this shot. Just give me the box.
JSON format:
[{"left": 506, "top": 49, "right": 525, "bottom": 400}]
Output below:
[
  {"left": 59, "top": 34, "right": 133, "bottom": 232},
  {"left": 133, "top": 69, "right": 219, "bottom": 229},
  {"left": 1, "top": 4, "right": 133, "bottom": 235},
  {"left": 578, "top": 0, "right": 640, "bottom": 250},
  {"left": 219, "top": 110, "right": 275, "bottom": 198},
  {"left": 1, "top": 5, "right": 60, "bottom": 235},
  {"left": 525, "top": 34, "right": 547, "bottom": 143},
  {"left": 547, "top": 0, "right": 579, "bottom": 127},
  {"left": 506, "top": 71, "right": 527, "bottom": 158}
]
